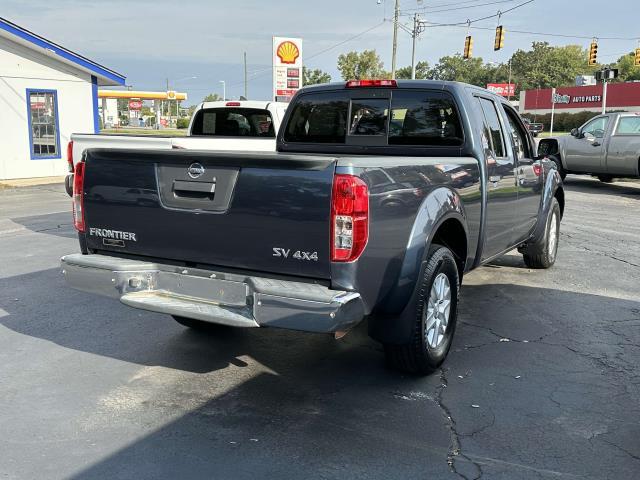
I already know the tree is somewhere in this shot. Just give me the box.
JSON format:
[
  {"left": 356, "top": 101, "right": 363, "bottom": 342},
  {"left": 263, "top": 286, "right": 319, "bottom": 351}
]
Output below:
[
  {"left": 395, "top": 61, "right": 430, "bottom": 80},
  {"left": 614, "top": 52, "right": 640, "bottom": 82},
  {"left": 429, "top": 54, "right": 489, "bottom": 85},
  {"left": 203, "top": 93, "right": 222, "bottom": 102},
  {"left": 337, "top": 50, "right": 388, "bottom": 80},
  {"left": 303, "top": 66, "right": 332, "bottom": 85},
  {"left": 509, "top": 42, "right": 596, "bottom": 91}
]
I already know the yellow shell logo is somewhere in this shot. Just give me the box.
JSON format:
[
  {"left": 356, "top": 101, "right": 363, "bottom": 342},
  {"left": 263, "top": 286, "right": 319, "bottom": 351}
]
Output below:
[{"left": 277, "top": 41, "right": 300, "bottom": 64}]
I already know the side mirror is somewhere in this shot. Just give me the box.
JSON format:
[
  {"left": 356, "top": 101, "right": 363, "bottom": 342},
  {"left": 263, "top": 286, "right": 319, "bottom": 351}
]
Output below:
[{"left": 570, "top": 128, "right": 579, "bottom": 137}]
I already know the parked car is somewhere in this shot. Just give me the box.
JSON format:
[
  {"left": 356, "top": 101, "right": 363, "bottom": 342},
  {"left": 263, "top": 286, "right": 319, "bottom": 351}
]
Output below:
[
  {"left": 61, "top": 79, "right": 564, "bottom": 375},
  {"left": 523, "top": 117, "right": 544, "bottom": 137},
  {"left": 539, "top": 112, "right": 640, "bottom": 182},
  {"left": 65, "top": 101, "right": 289, "bottom": 194}
]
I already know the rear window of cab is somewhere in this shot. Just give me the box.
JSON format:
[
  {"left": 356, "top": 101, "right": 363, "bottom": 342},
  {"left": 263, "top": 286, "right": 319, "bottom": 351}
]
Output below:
[
  {"left": 191, "top": 108, "right": 275, "bottom": 137},
  {"left": 283, "top": 90, "right": 463, "bottom": 146}
]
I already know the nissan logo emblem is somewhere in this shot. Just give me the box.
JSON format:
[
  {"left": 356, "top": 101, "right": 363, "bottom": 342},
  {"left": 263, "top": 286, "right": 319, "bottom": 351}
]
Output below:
[{"left": 187, "top": 162, "right": 205, "bottom": 179}]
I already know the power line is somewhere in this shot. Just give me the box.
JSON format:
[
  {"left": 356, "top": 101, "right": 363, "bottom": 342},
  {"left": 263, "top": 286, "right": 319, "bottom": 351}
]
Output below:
[
  {"left": 226, "top": 20, "right": 388, "bottom": 88},
  {"left": 420, "top": 0, "right": 535, "bottom": 26},
  {"left": 425, "top": 22, "right": 640, "bottom": 41},
  {"left": 399, "top": 0, "right": 520, "bottom": 16}
]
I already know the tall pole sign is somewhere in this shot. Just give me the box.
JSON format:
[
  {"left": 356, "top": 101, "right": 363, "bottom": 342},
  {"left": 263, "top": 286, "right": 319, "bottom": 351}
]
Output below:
[{"left": 273, "top": 37, "right": 303, "bottom": 102}]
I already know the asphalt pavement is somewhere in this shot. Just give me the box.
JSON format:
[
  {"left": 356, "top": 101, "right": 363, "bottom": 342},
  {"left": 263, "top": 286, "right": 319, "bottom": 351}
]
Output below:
[{"left": 0, "top": 178, "right": 638, "bottom": 479}]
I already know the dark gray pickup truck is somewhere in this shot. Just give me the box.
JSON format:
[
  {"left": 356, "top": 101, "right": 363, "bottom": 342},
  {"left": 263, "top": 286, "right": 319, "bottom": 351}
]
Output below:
[{"left": 62, "top": 80, "right": 564, "bottom": 374}]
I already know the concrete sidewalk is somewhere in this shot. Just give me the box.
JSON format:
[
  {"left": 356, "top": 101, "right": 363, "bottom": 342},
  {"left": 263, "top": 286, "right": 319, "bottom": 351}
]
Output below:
[{"left": 0, "top": 176, "right": 65, "bottom": 188}]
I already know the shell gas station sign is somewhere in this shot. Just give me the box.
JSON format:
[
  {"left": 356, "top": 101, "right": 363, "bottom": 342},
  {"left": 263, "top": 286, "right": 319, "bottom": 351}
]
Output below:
[{"left": 273, "top": 36, "right": 302, "bottom": 102}]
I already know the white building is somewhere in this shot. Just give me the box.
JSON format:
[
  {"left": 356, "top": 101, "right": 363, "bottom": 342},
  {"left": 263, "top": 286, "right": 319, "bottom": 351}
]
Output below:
[{"left": 0, "top": 17, "right": 125, "bottom": 180}]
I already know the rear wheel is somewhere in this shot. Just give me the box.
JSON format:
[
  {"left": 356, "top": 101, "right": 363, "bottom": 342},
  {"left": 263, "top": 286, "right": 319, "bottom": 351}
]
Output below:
[
  {"left": 384, "top": 245, "right": 459, "bottom": 375},
  {"left": 549, "top": 154, "right": 566, "bottom": 180},
  {"left": 522, "top": 198, "right": 560, "bottom": 269}
]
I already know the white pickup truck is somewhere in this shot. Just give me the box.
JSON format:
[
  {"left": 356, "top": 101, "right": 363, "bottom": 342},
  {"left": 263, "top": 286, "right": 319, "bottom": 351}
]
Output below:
[{"left": 65, "top": 100, "right": 289, "bottom": 194}]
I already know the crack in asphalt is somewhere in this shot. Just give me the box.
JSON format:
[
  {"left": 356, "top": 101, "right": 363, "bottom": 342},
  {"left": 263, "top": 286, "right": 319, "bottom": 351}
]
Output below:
[
  {"left": 561, "top": 233, "right": 640, "bottom": 269},
  {"left": 435, "top": 368, "right": 483, "bottom": 480}
]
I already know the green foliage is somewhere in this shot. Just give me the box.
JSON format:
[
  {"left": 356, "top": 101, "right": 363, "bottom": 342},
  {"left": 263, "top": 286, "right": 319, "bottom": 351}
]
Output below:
[
  {"left": 303, "top": 66, "right": 332, "bottom": 85},
  {"left": 613, "top": 52, "right": 640, "bottom": 82},
  {"left": 520, "top": 110, "right": 608, "bottom": 132},
  {"left": 395, "top": 61, "right": 430, "bottom": 80},
  {"left": 509, "top": 42, "right": 597, "bottom": 91},
  {"left": 337, "top": 50, "right": 389, "bottom": 80},
  {"left": 176, "top": 118, "right": 190, "bottom": 129},
  {"left": 203, "top": 93, "right": 222, "bottom": 102}
]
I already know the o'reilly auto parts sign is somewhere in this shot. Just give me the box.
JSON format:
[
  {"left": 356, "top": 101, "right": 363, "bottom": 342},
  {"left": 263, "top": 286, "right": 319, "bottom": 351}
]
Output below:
[{"left": 273, "top": 36, "right": 302, "bottom": 102}]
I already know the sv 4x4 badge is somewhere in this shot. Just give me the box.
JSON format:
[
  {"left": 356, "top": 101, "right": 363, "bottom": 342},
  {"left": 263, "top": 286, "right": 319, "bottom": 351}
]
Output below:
[{"left": 273, "top": 248, "right": 318, "bottom": 261}]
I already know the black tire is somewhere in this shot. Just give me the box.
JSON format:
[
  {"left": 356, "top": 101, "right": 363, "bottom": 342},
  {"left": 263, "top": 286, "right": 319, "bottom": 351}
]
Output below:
[
  {"left": 384, "top": 244, "right": 460, "bottom": 375},
  {"left": 597, "top": 175, "right": 613, "bottom": 183},
  {"left": 549, "top": 154, "right": 566, "bottom": 180},
  {"left": 172, "top": 315, "right": 229, "bottom": 331},
  {"left": 522, "top": 198, "right": 561, "bottom": 269}
]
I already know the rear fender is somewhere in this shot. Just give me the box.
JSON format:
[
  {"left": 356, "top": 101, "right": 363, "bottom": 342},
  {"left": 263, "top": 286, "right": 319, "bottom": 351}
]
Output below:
[
  {"left": 368, "top": 187, "right": 468, "bottom": 344},
  {"left": 528, "top": 164, "right": 563, "bottom": 244}
]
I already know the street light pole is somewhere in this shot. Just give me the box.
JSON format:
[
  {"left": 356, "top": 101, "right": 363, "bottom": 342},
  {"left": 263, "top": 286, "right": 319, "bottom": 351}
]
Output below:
[
  {"left": 220, "top": 80, "right": 226, "bottom": 101},
  {"left": 391, "top": 0, "right": 399, "bottom": 79}
]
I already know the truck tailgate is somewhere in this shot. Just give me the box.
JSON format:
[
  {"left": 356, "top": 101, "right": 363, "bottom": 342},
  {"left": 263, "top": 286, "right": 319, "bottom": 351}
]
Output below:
[{"left": 82, "top": 149, "right": 335, "bottom": 279}]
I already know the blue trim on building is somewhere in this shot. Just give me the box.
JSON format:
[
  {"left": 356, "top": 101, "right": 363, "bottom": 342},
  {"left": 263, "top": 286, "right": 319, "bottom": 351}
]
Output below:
[
  {"left": 0, "top": 17, "right": 125, "bottom": 86},
  {"left": 26, "top": 88, "right": 62, "bottom": 161},
  {"left": 91, "top": 75, "right": 100, "bottom": 133}
]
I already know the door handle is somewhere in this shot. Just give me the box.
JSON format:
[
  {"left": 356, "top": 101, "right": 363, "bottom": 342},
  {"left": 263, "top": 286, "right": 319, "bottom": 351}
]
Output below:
[{"left": 592, "top": 142, "right": 601, "bottom": 147}]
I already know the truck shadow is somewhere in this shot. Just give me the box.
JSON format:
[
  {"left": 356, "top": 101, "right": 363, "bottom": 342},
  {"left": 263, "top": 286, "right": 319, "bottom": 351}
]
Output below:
[
  {"left": 10, "top": 211, "right": 76, "bottom": 239},
  {"left": 1, "top": 267, "right": 639, "bottom": 478},
  {"left": 563, "top": 175, "right": 640, "bottom": 197}
]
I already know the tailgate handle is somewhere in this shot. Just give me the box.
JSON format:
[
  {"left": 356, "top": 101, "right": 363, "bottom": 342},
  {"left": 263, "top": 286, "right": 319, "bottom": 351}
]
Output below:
[{"left": 173, "top": 180, "right": 216, "bottom": 197}]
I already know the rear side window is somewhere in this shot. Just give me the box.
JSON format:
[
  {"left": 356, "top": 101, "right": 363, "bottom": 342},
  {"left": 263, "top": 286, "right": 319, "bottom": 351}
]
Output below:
[
  {"left": 388, "top": 91, "right": 463, "bottom": 146},
  {"left": 284, "top": 92, "right": 348, "bottom": 143},
  {"left": 616, "top": 116, "right": 640, "bottom": 134},
  {"left": 191, "top": 108, "right": 275, "bottom": 137},
  {"left": 477, "top": 98, "right": 506, "bottom": 157}
]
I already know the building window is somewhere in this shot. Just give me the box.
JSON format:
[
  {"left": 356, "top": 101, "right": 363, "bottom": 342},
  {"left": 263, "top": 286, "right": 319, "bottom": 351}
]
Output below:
[{"left": 27, "top": 89, "right": 60, "bottom": 159}]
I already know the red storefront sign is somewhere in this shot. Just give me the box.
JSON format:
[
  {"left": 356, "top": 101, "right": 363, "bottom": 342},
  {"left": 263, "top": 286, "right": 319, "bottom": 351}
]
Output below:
[
  {"left": 486, "top": 83, "right": 516, "bottom": 97},
  {"left": 128, "top": 99, "right": 143, "bottom": 110},
  {"left": 523, "top": 82, "right": 640, "bottom": 110}
]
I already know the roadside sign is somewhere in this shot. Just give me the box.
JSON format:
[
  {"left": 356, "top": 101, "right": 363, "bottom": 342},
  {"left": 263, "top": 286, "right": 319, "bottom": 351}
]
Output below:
[
  {"left": 273, "top": 36, "right": 303, "bottom": 102},
  {"left": 486, "top": 83, "right": 516, "bottom": 97},
  {"left": 128, "top": 99, "right": 143, "bottom": 110}
]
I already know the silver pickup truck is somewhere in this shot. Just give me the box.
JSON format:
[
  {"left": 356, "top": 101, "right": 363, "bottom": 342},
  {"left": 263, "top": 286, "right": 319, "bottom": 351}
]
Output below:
[{"left": 539, "top": 112, "right": 640, "bottom": 182}]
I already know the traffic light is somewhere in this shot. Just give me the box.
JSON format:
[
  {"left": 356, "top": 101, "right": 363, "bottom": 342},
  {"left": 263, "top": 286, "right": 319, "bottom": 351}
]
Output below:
[
  {"left": 635, "top": 48, "right": 640, "bottom": 67},
  {"left": 494, "top": 25, "right": 505, "bottom": 51},
  {"left": 588, "top": 42, "right": 598, "bottom": 66},
  {"left": 463, "top": 35, "right": 473, "bottom": 59}
]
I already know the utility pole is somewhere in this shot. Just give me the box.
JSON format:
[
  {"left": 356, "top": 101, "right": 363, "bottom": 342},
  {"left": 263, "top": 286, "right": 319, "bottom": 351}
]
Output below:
[
  {"left": 602, "top": 77, "right": 608, "bottom": 114},
  {"left": 219, "top": 80, "right": 226, "bottom": 101},
  {"left": 410, "top": 13, "right": 426, "bottom": 79},
  {"left": 391, "top": 0, "right": 399, "bottom": 79},
  {"left": 243, "top": 52, "right": 248, "bottom": 99}
]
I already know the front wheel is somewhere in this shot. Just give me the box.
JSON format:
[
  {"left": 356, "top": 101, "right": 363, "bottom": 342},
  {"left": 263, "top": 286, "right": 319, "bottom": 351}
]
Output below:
[
  {"left": 384, "top": 244, "right": 460, "bottom": 375},
  {"left": 522, "top": 198, "right": 561, "bottom": 269}
]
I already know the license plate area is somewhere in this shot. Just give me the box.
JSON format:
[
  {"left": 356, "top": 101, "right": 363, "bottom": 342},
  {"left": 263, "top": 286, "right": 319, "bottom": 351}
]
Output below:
[{"left": 154, "top": 272, "right": 248, "bottom": 307}]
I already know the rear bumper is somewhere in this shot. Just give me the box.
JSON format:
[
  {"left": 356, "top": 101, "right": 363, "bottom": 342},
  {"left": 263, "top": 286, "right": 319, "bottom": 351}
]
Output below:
[{"left": 60, "top": 253, "right": 364, "bottom": 333}]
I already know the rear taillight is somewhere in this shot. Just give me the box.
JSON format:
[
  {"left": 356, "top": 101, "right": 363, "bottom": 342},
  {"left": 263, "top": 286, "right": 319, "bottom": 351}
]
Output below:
[
  {"left": 533, "top": 163, "right": 543, "bottom": 176},
  {"left": 331, "top": 174, "right": 369, "bottom": 262},
  {"left": 346, "top": 79, "right": 397, "bottom": 88},
  {"left": 67, "top": 140, "right": 74, "bottom": 172},
  {"left": 72, "top": 162, "right": 86, "bottom": 232},
  {"left": 226, "top": 101, "right": 241, "bottom": 106}
]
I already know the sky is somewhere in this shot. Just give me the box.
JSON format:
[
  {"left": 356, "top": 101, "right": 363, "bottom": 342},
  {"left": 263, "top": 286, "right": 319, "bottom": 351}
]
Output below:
[{"left": 4, "top": 0, "right": 639, "bottom": 104}]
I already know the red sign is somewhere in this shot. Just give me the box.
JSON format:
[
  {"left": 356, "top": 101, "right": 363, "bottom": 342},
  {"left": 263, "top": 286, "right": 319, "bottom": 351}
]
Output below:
[
  {"left": 276, "top": 89, "right": 297, "bottom": 97},
  {"left": 128, "top": 99, "right": 143, "bottom": 110},
  {"left": 486, "top": 83, "right": 516, "bottom": 97},
  {"left": 523, "top": 82, "right": 640, "bottom": 111}
]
